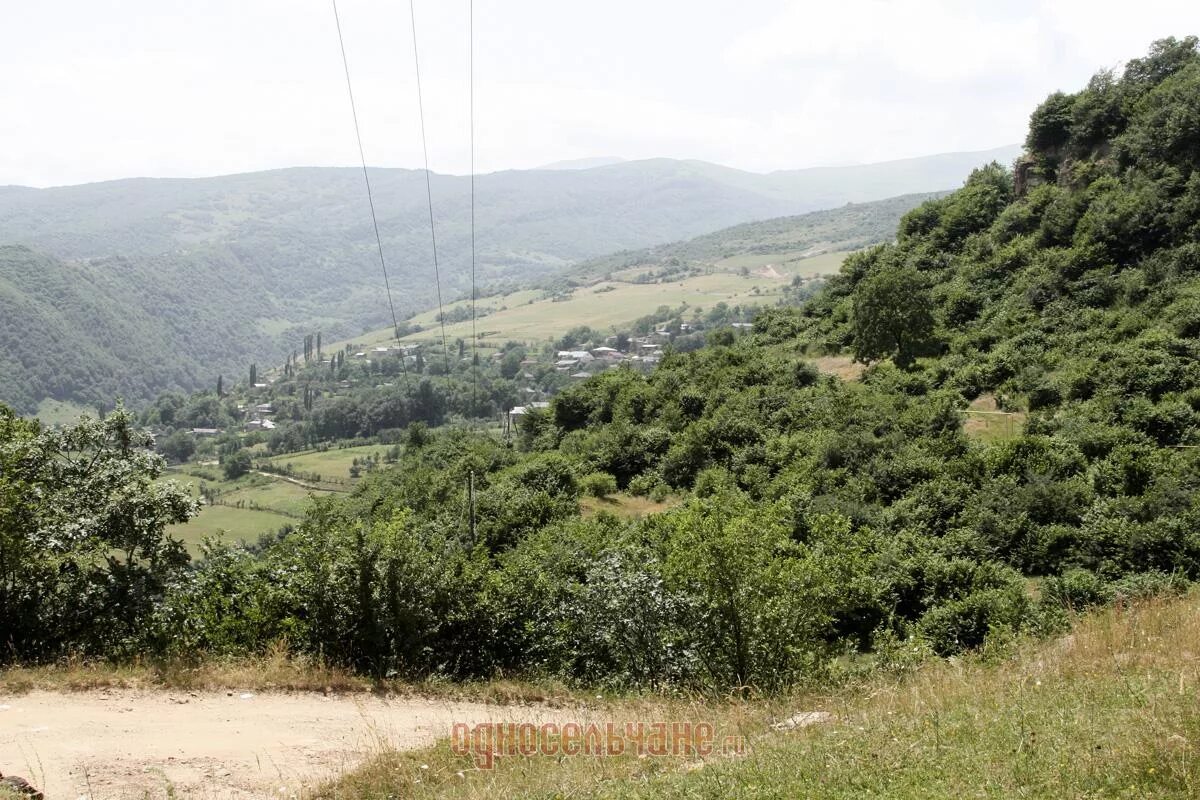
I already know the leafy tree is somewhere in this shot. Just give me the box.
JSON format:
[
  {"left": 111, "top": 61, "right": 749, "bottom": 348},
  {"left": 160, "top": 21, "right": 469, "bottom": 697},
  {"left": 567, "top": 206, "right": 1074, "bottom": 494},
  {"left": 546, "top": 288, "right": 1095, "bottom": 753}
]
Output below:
[
  {"left": 851, "top": 265, "right": 937, "bottom": 368},
  {"left": 158, "top": 429, "right": 196, "bottom": 464},
  {"left": 222, "top": 449, "right": 252, "bottom": 480},
  {"left": 0, "top": 406, "right": 196, "bottom": 661}
]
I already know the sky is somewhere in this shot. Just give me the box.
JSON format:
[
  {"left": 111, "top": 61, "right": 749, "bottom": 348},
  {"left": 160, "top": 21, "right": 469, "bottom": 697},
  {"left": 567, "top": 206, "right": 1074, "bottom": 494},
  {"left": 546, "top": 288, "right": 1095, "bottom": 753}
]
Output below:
[{"left": 1, "top": 0, "right": 1196, "bottom": 187}]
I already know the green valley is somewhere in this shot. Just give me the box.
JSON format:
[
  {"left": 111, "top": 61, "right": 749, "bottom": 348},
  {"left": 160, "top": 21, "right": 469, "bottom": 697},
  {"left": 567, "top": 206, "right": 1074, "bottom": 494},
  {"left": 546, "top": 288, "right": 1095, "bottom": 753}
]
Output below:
[
  {"left": 0, "top": 154, "right": 1009, "bottom": 415},
  {"left": 4, "top": 24, "right": 1200, "bottom": 800}
]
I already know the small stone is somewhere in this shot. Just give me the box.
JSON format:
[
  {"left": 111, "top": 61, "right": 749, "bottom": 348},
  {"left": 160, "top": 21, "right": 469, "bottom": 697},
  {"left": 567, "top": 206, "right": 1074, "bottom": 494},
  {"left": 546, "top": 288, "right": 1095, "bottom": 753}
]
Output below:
[{"left": 771, "top": 711, "right": 835, "bottom": 731}]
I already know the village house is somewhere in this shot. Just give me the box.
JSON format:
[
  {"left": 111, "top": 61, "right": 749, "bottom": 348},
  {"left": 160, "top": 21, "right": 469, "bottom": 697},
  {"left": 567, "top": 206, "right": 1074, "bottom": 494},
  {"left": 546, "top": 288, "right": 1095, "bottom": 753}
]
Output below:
[
  {"left": 506, "top": 401, "right": 550, "bottom": 430},
  {"left": 556, "top": 350, "right": 595, "bottom": 363},
  {"left": 590, "top": 346, "right": 623, "bottom": 361}
]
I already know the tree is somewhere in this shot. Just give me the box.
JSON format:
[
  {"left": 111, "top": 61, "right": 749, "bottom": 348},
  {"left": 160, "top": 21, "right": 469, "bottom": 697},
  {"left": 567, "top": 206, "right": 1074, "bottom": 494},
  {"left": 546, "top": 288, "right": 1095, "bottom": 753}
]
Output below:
[
  {"left": 0, "top": 405, "right": 196, "bottom": 661},
  {"left": 216, "top": 374, "right": 224, "bottom": 397},
  {"left": 158, "top": 429, "right": 196, "bottom": 464},
  {"left": 249, "top": 364, "right": 257, "bottom": 386},
  {"left": 851, "top": 265, "right": 937, "bottom": 369},
  {"left": 223, "top": 449, "right": 253, "bottom": 480}
]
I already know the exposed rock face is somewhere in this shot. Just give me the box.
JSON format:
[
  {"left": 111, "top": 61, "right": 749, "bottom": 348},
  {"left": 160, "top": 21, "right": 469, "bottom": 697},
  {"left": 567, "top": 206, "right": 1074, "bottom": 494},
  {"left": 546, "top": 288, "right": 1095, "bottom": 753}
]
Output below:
[{"left": 1014, "top": 155, "right": 1040, "bottom": 198}]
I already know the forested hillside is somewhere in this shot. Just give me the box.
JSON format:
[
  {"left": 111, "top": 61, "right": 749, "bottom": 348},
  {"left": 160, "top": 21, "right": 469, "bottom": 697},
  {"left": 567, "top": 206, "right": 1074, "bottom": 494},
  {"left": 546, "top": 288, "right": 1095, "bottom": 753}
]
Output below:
[
  {"left": 799, "top": 36, "right": 1200, "bottom": 420},
  {"left": 1, "top": 39, "right": 1196, "bottom": 691},
  {"left": 0, "top": 151, "right": 1012, "bottom": 413},
  {"left": 0, "top": 245, "right": 277, "bottom": 413}
]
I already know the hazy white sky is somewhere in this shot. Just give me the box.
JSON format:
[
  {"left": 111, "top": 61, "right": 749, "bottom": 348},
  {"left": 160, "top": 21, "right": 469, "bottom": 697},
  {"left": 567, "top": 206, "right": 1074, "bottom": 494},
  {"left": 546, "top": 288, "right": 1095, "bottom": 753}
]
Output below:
[{"left": 2, "top": 0, "right": 1196, "bottom": 186}]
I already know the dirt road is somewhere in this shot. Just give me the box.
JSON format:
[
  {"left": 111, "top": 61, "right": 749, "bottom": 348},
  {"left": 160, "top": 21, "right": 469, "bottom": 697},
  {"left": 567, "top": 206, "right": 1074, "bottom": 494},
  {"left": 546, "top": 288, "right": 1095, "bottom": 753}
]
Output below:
[{"left": 0, "top": 690, "right": 573, "bottom": 799}]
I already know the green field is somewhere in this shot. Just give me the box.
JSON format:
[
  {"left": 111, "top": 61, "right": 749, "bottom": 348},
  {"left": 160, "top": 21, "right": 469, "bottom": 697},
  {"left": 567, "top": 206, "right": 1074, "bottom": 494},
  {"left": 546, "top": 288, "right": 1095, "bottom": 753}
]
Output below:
[
  {"left": 164, "top": 467, "right": 333, "bottom": 552},
  {"left": 168, "top": 504, "right": 294, "bottom": 551},
  {"left": 32, "top": 398, "right": 96, "bottom": 426},
  {"left": 221, "top": 479, "right": 330, "bottom": 517},
  {"left": 265, "top": 444, "right": 392, "bottom": 483},
  {"left": 341, "top": 251, "right": 845, "bottom": 349}
]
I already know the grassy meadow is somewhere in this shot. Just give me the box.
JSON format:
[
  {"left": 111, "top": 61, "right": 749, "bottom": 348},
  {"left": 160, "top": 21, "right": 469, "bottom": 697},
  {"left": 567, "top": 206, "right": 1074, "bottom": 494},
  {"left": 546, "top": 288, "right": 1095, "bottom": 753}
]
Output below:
[
  {"left": 265, "top": 443, "right": 394, "bottom": 483},
  {"left": 339, "top": 251, "right": 845, "bottom": 350},
  {"left": 32, "top": 398, "right": 96, "bottom": 426},
  {"left": 164, "top": 465, "right": 336, "bottom": 552}
]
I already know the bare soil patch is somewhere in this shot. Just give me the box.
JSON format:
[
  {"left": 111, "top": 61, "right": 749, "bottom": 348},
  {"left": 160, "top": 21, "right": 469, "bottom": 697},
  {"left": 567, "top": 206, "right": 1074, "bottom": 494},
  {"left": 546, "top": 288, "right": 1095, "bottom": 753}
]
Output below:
[{"left": 0, "top": 690, "right": 575, "bottom": 799}]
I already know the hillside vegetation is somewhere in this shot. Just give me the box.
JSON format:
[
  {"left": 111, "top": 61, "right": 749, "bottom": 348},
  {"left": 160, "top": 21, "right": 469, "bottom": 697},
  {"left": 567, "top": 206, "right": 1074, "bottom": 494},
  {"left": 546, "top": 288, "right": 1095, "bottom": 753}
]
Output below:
[
  {"left": 2, "top": 40, "right": 1196, "bottom": 684},
  {"left": 0, "top": 150, "right": 1012, "bottom": 413},
  {"left": 0, "top": 245, "right": 276, "bottom": 412},
  {"left": 570, "top": 191, "right": 942, "bottom": 281},
  {"left": 349, "top": 191, "right": 939, "bottom": 351}
]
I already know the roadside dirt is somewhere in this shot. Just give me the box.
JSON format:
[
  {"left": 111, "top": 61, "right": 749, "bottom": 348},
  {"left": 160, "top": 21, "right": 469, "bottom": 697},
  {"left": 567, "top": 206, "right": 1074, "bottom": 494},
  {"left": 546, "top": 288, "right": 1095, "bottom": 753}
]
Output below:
[{"left": 0, "top": 690, "right": 576, "bottom": 799}]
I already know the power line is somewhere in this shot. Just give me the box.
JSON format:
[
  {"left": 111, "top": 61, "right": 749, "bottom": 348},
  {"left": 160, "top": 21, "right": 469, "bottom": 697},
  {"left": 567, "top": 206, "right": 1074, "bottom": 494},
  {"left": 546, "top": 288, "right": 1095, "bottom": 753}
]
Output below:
[
  {"left": 408, "top": 0, "right": 452, "bottom": 378},
  {"left": 469, "top": 0, "right": 479, "bottom": 417},
  {"left": 330, "top": 0, "right": 408, "bottom": 382}
]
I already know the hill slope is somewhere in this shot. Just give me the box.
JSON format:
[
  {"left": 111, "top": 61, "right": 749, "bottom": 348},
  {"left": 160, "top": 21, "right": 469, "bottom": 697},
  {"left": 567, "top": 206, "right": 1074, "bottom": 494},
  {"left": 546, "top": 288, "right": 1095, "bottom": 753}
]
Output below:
[
  {"left": 0, "top": 245, "right": 277, "bottom": 412},
  {"left": 797, "top": 35, "right": 1200, "bottom": 430},
  {"left": 350, "top": 192, "right": 940, "bottom": 350},
  {"left": 0, "top": 148, "right": 1017, "bottom": 412},
  {"left": 321, "top": 594, "right": 1200, "bottom": 799},
  {"left": 570, "top": 191, "right": 944, "bottom": 280}
]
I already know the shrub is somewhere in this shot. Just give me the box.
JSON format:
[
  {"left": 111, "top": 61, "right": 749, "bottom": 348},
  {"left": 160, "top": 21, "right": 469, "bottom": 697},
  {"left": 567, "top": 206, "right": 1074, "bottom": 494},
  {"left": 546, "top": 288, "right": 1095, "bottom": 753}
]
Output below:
[
  {"left": 916, "top": 585, "right": 1031, "bottom": 656},
  {"left": 1042, "top": 568, "right": 1112, "bottom": 610},
  {"left": 627, "top": 473, "right": 657, "bottom": 497},
  {"left": 580, "top": 471, "right": 618, "bottom": 498}
]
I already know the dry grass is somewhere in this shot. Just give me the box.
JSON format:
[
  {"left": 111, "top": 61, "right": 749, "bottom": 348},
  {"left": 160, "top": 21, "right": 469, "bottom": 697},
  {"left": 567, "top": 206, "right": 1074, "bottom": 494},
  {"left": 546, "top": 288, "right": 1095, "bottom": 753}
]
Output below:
[
  {"left": 0, "top": 646, "right": 370, "bottom": 696},
  {"left": 314, "top": 593, "right": 1200, "bottom": 799},
  {"left": 580, "top": 493, "right": 681, "bottom": 519},
  {"left": 812, "top": 355, "right": 866, "bottom": 382},
  {"left": 309, "top": 693, "right": 776, "bottom": 800},
  {"left": 963, "top": 393, "right": 1026, "bottom": 442},
  {"left": 0, "top": 647, "right": 601, "bottom": 708}
]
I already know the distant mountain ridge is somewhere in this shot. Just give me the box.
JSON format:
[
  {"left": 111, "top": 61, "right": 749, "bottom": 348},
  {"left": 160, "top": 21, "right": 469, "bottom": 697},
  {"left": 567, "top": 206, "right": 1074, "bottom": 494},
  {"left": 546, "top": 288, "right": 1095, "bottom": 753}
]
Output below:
[
  {"left": 0, "top": 145, "right": 1020, "bottom": 412},
  {"left": 536, "top": 156, "right": 628, "bottom": 170},
  {"left": 569, "top": 191, "right": 949, "bottom": 281}
]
